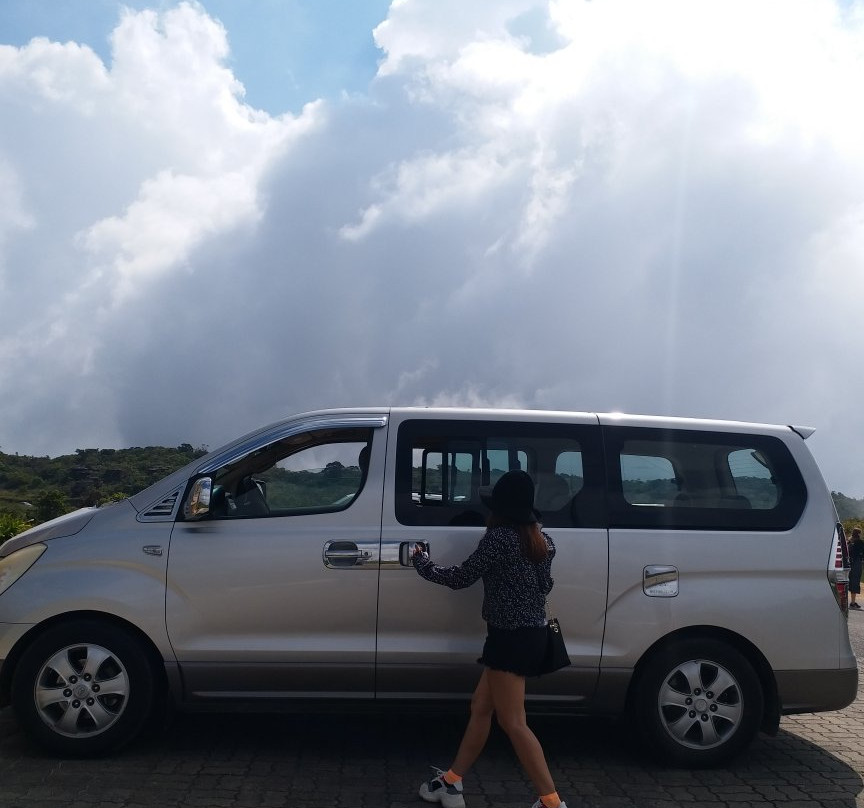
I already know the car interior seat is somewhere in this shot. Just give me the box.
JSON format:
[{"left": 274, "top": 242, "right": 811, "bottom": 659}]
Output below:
[
  {"left": 234, "top": 475, "right": 270, "bottom": 516},
  {"left": 535, "top": 473, "right": 572, "bottom": 512}
]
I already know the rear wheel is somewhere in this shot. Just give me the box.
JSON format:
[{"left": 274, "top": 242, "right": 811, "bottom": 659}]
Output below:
[
  {"left": 634, "top": 639, "right": 763, "bottom": 767},
  {"left": 11, "top": 620, "right": 157, "bottom": 757}
]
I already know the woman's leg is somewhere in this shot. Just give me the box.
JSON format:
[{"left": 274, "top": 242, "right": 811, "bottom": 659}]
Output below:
[
  {"left": 450, "top": 669, "right": 495, "bottom": 775},
  {"left": 486, "top": 669, "right": 555, "bottom": 795}
]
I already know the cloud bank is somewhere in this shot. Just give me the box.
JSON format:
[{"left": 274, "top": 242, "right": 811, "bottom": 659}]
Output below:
[{"left": 1, "top": 0, "right": 864, "bottom": 494}]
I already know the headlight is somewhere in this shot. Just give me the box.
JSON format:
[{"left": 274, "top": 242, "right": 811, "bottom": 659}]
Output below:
[{"left": 0, "top": 544, "right": 46, "bottom": 597}]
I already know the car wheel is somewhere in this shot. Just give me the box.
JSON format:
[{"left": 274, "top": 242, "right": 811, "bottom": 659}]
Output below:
[
  {"left": 634, "top": 638, "right": 763, "bottom": 767},
  {"left": 11, "top": 620, "right": 157, "bottom": 757}
]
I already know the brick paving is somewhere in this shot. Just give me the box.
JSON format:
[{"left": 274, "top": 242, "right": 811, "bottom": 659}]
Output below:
[{"left": 2, "top": 616, "right": 864, "bottom": 808}]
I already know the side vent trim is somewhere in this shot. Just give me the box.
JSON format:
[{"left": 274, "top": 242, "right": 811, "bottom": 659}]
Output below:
[{"left": 138, "top": 489, "right": 181, "bottom": 522}]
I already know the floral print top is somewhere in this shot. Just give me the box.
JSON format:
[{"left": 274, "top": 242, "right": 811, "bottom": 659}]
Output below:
[{"left": 412, "top": 526, "right": 556, "bottom": 630}]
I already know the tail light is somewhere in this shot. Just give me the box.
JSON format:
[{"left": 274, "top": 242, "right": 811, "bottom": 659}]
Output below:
[{"left": 828, "top": 522, "right": 850, "bottom": 614}]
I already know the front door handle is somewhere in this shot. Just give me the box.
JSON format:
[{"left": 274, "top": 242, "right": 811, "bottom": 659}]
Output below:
[{"left": 322, "top": 541, "right": 377, "bottom": 569}]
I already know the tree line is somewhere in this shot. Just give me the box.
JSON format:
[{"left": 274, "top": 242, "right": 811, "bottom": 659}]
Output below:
[
  {"left": 0, "top": 444, "right": 206, "bottom": 539},
  {"left": 1, "top": 444, "right": 863, "bottom": 542}
]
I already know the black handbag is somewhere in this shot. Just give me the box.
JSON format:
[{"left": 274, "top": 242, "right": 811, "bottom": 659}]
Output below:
[
  {"left": 534, "top": 565, "right": 571, "bottom": 675},
  {"left": 539, "top": 616, "right": 571, "bottom": 675}
]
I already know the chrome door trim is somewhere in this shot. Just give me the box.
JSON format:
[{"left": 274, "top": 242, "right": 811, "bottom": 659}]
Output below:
[
  {"left": 322, "top": 540, "right": 379, "bottom": 569},
  {"left": 198, "top": 415, "right": 388, "bottom": 474}
]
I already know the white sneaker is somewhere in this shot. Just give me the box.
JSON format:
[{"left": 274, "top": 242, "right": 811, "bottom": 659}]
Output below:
[{"left": 419, "top": 767, "right": 465, "bottom": 808}]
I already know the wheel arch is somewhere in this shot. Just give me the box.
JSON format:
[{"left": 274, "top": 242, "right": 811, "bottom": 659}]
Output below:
[
  {"left": 0, "top": 610, "right": 172, "bottom": 709},
  {"left": 626, "top": 625, "right": 780, "bottom": 736}
]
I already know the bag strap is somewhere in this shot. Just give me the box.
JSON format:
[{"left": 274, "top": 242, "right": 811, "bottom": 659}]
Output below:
[{"left": 532, "top": 561, "right": 554, "bottom": 622}]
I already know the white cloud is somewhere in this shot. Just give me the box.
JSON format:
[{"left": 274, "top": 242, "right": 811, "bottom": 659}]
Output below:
[
  {"left": 373, "top": 0, "right": 543, "bottom": 76},
  {"left": 80, "top": 168, "right": 262, "bottom": 303},
  {"left": 1, "top": 0, "right": 864, "bottom": 498},
  {"left": 0, "top": 37, "right": 109, "bottom": 107},
  {"left": 0, "top": 158, "right": 34, "bottom": 257}
]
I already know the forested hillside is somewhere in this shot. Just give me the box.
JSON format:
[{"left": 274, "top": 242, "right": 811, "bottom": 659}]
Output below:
[
  {"left": 0, "top": 444, "right": 862, "bottom": 542},
  {"left": 0, "top": 444, "right": 206, "bottom": 538},
  {"left": 833, "top": 491, "right": 864, "bottom": 522}
]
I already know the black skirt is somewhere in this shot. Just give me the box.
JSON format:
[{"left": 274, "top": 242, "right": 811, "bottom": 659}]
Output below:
[{"left": 478, "top": 624, "right": 547, "bottom": 677}]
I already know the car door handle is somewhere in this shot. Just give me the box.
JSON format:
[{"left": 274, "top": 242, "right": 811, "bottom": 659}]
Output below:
[
  {"left": 327, "top": 549, "right": 369, "bottom": 559},
  {"left": 398, "top": 541, "right": 429, "bottom": 566},
  {"left": 322, "top": 541, "right": 376, "bottom": 569}
]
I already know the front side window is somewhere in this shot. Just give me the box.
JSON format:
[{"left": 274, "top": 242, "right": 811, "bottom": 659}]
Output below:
[
  {"left": 204, "top": 427, "right": 372, "bottom": 519},
  {"left": 396, "top": 420, "right": 604, "bottom": 528},
  {"left": 606, "top": 427, "right": 806, "bottom": 530}
]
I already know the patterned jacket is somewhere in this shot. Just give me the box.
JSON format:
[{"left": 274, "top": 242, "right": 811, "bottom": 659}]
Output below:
[{"left": 412, "top": 526, "right": 555, "bottom": 630}]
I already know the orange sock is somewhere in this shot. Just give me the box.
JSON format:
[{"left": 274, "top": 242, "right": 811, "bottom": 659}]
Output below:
[
  {"left": 443, "top": 770, "right": 462, "bottom": 785},
  {"left": 540, "top": 792, "right": 561, "bottom": 808}
]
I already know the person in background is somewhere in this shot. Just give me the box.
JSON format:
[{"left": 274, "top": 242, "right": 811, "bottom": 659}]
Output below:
[
  {"left": 849, "top": 526, "right": 863, "bottom": 609},
  {"left": 411, "top": 470, "right": 569, "bottom": 808}
]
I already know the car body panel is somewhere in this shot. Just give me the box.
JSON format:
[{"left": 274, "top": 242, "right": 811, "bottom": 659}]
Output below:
[{"left": 0, "top": 501, "right": 173, "bottom": 656}]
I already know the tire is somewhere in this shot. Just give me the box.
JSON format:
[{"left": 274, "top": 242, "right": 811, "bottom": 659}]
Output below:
[
  {"left": 633, "top": 639, "right": 763, "bottom": 767},
  {"left": 11, "top": 620, "right": 157, "bottom": 757}
]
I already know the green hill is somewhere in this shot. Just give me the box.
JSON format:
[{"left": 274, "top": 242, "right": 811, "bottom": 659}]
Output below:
[{"left": 0, "top": 444, "right": 205, "bottom": 534}]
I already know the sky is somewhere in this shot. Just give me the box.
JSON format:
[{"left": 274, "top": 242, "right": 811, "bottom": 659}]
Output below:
[{"left": 1, "top": 0, "right": 864, "bottom": 497}]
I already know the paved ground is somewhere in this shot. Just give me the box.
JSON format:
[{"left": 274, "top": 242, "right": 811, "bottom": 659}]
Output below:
[{"left": 2, "top": 616, "right": 864, "bottom": 808}]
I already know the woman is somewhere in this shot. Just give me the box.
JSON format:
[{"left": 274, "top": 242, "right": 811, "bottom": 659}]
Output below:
[
  {"left": 849, "top": 526, "right": 863, "bottom": 609},
  {"left": 411, "top": 469, "right": 569, "bottom": 808}
]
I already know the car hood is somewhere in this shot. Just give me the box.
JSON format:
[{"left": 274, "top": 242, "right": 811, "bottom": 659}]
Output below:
[{"left": 0, "top": 506, "right": 100, "bottom": 557}]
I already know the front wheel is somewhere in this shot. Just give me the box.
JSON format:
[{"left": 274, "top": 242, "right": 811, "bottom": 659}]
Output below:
[
  {"left": 633, "top": 639, "right": 763, "bottom": 767},
  {"left": 11, "top": 620, "right": 157, "bottom": 757}
]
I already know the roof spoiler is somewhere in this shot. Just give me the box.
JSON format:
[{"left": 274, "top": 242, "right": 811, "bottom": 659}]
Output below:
[{"left": 790, "top": 425, "right": 815, "bottom": 439}]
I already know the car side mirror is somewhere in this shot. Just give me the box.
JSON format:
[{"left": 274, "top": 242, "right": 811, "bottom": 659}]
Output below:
[{"left": 184, "top": 478, "right": 213, "bottom": 520}]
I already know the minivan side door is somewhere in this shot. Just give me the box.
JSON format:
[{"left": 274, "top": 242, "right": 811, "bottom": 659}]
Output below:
[
  {"left": 376, "top": 411, "right": 608, "bottom": 704},
  {"left": 165, "top": 417, "right": 387, "bottom": 700}
]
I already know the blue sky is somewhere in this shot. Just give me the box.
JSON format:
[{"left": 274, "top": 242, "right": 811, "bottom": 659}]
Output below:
[
  {"left": 1, "top": 0, "right": 864, "bottom": 496},
  {"left": 0, "top": 0, "right": 390, "bottom": 113}
]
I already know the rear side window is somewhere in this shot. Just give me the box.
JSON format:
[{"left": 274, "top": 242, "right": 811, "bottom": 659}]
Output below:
[
  {"left": 395, "top": 420, "right": 605, "bottom": 528},
  {"left": 607, "top": 427, "right": 806, "bottom": 530}
]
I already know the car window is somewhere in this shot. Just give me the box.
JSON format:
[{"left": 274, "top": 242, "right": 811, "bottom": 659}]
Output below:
[
  {"left": 606, "top": 427, "right": 806, "bottom": 530},
  {"left": 396, "top": 419, "right": 605, "bottom": 528},
  {"left": 728, "top": 448, "right": 779, "bottom": 508},
  {"left": 208, "top": 427, "right": 372, "bottom": 518},
  {"left": 621, "top": 454, "right": 678, "bottom": 506}
]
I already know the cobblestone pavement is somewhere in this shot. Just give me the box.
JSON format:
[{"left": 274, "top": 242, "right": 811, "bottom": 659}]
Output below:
[{"left": 2, "top": 616, "right": 864, "bottom": 808}]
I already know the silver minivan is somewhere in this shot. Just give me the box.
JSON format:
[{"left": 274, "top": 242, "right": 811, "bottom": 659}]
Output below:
[{"left": 0, "top": 407, "right": 856, "bottom": 765}]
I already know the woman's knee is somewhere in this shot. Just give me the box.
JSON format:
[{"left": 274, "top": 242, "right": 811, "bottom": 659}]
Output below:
[{"left": 494, "top": 709, "right": 529, "bottom": 736}]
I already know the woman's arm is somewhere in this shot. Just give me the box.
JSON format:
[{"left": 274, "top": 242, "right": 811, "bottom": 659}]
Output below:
[{"left": 412, "top": 531, "right": 498, "bottom": 590}]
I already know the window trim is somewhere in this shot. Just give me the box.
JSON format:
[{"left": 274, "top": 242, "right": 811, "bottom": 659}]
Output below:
[{"left": 197, "top": 415, "right": 387, "bottom": 475}]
